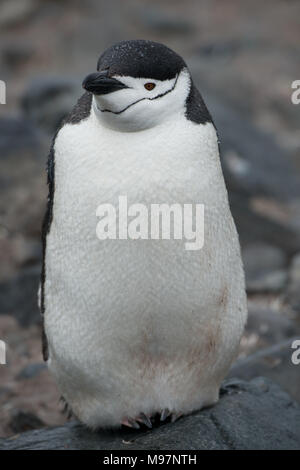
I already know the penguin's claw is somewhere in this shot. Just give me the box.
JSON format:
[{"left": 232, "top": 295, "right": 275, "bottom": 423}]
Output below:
[
  {"left": 136, "top": 413, "right": 152, "bottom": 429},
  {"left": 170, "top": 412, "right": 182, "bottom": 423},
  {"left": 122, "top": 413, "right": 153, "bottom": 430},
  {"left": 121, "top": 410, "right": 182, "bottom": 429},
  {"left": 121, "top": 418, "right": 140, "bottom": 429},
  {"left": 160, "top": 408, "right": 170, "bottom": 422}
]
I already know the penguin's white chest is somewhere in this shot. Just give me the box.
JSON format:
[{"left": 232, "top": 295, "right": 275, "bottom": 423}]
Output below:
[{"left": 44, "top": 110, "right": 247, "bottom": 428}]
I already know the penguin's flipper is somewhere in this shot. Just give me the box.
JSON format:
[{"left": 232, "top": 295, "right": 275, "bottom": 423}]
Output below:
[
  {"left": 41, "top": 326, "right": 49, "bottom": 361},
  {"left": 160, "top": 408, "right": 171, "bottom": 421},
  {"left": 40, "top": 141, "right": 55, "bottom": 362}
]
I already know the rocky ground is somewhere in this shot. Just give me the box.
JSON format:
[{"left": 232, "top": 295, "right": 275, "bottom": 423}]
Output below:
[
  {"left": 1, "top": 379, "right": 300, "bottom": 450},
  {"left": 0, "top": 0, "right": 300, "bottom": 441}
]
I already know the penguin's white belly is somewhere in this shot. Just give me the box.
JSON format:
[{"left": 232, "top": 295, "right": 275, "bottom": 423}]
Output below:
[{"left": 44, "top": 112, "right": 247, "bottom": 428}]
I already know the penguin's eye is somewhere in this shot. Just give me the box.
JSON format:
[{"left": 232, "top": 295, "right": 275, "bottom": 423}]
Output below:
[{"left": 144, "top": 83, "right": 156, "bottom": 91}]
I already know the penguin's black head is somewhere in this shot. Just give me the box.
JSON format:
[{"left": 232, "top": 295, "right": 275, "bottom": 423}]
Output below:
[
  {"left": 82, "top": 40, "right": 193, "bottom": 131},
  {"left": 96, "top": 40, "right": 186, "bottom": 81}
]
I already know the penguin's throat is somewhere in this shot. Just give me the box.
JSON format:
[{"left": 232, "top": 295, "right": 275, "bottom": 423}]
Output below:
[{"left": 92, "top": 98, "right": 165, "bottom": 132}]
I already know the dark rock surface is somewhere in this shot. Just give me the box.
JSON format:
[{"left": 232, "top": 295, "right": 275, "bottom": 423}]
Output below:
[
  {"left": 229, "top": 339, "right": 300, "bottom": 403},
  {"left": 0, "top": 266, "right": 41, "bottom": 326},
  {"left": 204, "top": 90, "right": 300, "bottom": 202},
  {"left": 134, "top": 5, "right": 194, "bottom": 35},
  {"left": 0, "top": 0, "right": 39, "bottom": 29},
  {"left": 243, "top": 243, "right": 287, "bottom": 274},
  {"left": 21, "top": 77, "right": 81, "bottom": 134},
  {"left": 1, "top": 378, "right": 299, "bottom": 450},
  {"left": 200, "top": 89, "right": 300, "bottom": 255},
  {"left": 286, "top": 253, "right": 300, "bottom": 312},
  {"left": 243, "top": 243, "right": 288, "bottom": 293},
  {"left": 16, "top": 362, "right": 46, "bottom": 380},
  {"left": 245, "top": 308, "right": 300, "bottom": 348},
  {"left": 9, "top": 410, "right": 45, "bottom": 434},
  {"left": 0, "top": 116, "right": 41, "bottom": 157}
]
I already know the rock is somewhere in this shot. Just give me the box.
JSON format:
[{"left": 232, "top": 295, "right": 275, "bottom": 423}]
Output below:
[
  {"left": 21, "top": 77, "right": 82, "bottom": 133},
  {"left": 0, "top": 117, "right": 45, "bottom": 242},
  {"left": 0, "top": 315, "right": 65, "bottom": 437},
  {"left": 229, "top": 339, "right": 300, "bottom": 403},
  {"left": 245, "top": 307, "right": 300, "bottom": 349},
  {"left": 228, "top": 193, "right": 300, "bottom": 255},
  {"left": 16, "top": 363, "right": 46, "bottom": 380},
  {"left": 200, "top": 85, "right": 300, "bottom": 202},
  {"left": 0, "top": 236, "right": 41, "bottom": 282},
  {"left": 242, "top": 243, "right": 288, "bottom": 292},
  {"left": 0, "top": 378, "right": 299, "bottom": 450},
  {"left": 197, "top": 38, "right": 259, "bottom": 59},
  {"left": 243, "top": 243, "right": 287, "bottom": 275},
  {"left": 1, "top": 42, "right": 34, "bottom": 69},
  {"left": 186, "top": 78, "right": 300, "bottom": 254},
  {"left": 12, "top": 237, "right": 41, "bottom": 269},
  {"left": 0, "top": 387, "right": 12, "bottom": 399},
  {"left": 0, "top": 116, "right": 41, "bottom": 157},
  {"left": 9, "top": 410, "right": 45, "bottom": 434},
  {"left": 0, "top": 0, "right": 38, "bottom": 28},
  {"left": 135, "top": 6, "right": 194, "bottom": 35},
  {"left": 246, "top": 269, "right": 288, "bottom": 293},
  {"left": 286, "top": 252, "right": 300, "bottom": 312},
  {"left": 0, "top": 266, "right": 41, "bottom": 326}
]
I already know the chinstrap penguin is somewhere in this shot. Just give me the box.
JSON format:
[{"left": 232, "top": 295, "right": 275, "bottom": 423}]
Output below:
[{"left": 40, "top": 40, "right": 247, "bottom": 429}]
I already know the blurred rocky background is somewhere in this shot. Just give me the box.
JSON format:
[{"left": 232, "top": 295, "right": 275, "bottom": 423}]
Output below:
[{"left": 0, "top": 0, "right": 299, "bottom": 438}]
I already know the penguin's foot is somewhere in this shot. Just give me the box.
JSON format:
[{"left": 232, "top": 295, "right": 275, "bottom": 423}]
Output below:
[
  {"left": 59, "top": 395, "right": 73, "bottom": 419},
  {"left": 160, "top": 408, "right": 171, "bottom": 421},
  {"left": 136, "top": 413, "right": 153, "bottom": 428},
  {"left": 170, "top": 412, "right": 183, "bottom": 423},
  {"left": 121, "top": 418, "right": 141, "bottom": 429},
  {"left": 121, "top": 413, "right": 152, "bottom": 430},
  {"left": 160, "top": 408, "right": 182, "bottom": 423},
  {"left": 121, "top": 410, "right": 183, "bottom": 430}
]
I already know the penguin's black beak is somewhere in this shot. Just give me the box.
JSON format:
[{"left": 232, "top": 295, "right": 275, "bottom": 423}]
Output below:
[{"left": 82, "top": 71, "right": 128, "bottom": 95}]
